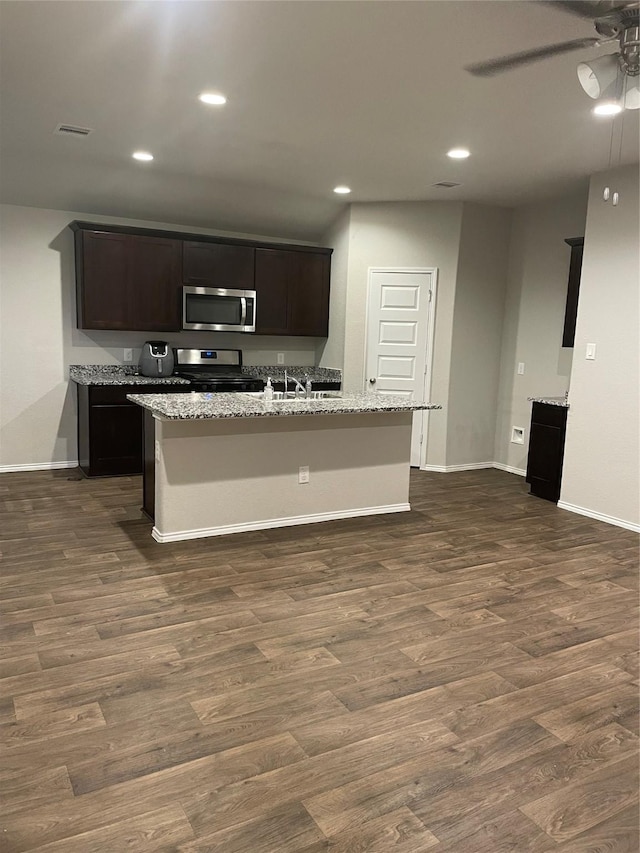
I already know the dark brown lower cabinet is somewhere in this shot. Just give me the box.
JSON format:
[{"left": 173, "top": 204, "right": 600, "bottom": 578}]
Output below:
[
  {"left": 525, "top": 402, "right": 568, "bottom": 503},
  {"left": 77, "top": 385, "right": 189, "bottom": 478},
  {"left": 142, "top": 409, "right": 156, "bottom": 520}
]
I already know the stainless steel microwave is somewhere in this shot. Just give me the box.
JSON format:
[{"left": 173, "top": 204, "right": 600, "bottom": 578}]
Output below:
[{"left": 182, "top": 286, "right": 256, "bottom": 333}]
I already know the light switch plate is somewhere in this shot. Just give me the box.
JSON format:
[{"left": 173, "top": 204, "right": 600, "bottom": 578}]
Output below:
[
  {"left": 586, "top": 343, "right": 596, "bottom": 360},
  {"left": 277, "top": 353, "right": 285, "bottom": 365},
  {"left": 298, "top": 466, "right": 309, "bottom": 484},
  {"left": 517, "top": 363, "right": 525, "bottom": 375},
  {"left": 124, "top": 348, "right": 133, "bottom": 363}
]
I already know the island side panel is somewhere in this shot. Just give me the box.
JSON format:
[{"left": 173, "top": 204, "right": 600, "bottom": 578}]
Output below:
[
  {"left": 153, "top": 411, "right": 413, "bottom": 542},
  {"left": 142, "top": 409, "right": 156, "bottom": 521}
]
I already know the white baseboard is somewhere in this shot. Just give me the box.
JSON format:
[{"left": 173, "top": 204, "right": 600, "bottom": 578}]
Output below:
[
  {"left": 421, "top": 462, "right": 494, "bottom": 473},
  {"left": 421, "top": 461, "right": 526, "bottom": 477},
  {"left": 557, "top": 500, "right": 640, "bottom": 534},
  {"left": 0, "top": 460, "right": 78, "bottom": 474},
  {"left": 492, "top": 462, "right": 527, "bottom": 477},
  {"left": 152, "top": 502, "right": 411, "bottom": 543}
]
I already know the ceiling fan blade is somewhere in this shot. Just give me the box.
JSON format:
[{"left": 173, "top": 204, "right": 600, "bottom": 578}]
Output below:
[
  {"left": 544, "top": 1, "right": 637, "bottom": 19},
  {"left": 465, "top": 37, "right": 600, "bottom": 76}
]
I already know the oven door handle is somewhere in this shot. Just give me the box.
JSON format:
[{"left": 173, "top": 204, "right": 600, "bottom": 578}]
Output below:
[{"left": 240, "top": 297, "right": 247, "bottom": 328}]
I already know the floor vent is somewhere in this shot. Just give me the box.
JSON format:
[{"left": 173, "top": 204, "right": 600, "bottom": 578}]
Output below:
[
  {"left": 432, "top": 181, "right": 461, "bottom": 188},
  {"left": 54, "top": 124, "right": 94, "bottom": 137}
]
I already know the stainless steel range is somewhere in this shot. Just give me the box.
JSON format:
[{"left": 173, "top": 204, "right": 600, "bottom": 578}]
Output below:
[{"left": 174, "top": 348, "right": 264, "bottom": 393}]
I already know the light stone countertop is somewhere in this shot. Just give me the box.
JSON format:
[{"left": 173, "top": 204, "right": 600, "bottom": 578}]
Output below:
[
  {"left": 69, "top": 364, "right": 341, "bottom": 386},
  {"left": 69, "top": 366, "right": 190, "bottom": 386},
  {"left": 528, "top": 396, "right": 570, "bottom": 408},
  {"left": 127, "top": 391, "right": 441, "bottom": 420},
  {"left": 242, "top": 366, "right": 341, "bottom": 383}
]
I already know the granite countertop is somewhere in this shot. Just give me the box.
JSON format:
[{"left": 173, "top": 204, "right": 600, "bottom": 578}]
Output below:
[
  {"left": 242, "top": 366, "right": 341, "bottom": 383},
  {"left": 69, "top": 364, "right": 341, "bottom": 386},
  {"left": 528, "top": 396, "right": 570, "bottom": 408},
  {"left": 69, "top": 366, "right": 190, "bottom": 386},
  {"left": 127, "top": 391, "right": 441, "bottom": 420}
]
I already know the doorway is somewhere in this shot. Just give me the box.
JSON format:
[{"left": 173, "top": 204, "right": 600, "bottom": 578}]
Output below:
[{"left": 365, "top": 268, "right": 437, "bottom": 467}]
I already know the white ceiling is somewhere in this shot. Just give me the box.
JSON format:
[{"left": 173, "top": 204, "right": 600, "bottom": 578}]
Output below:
[{"left": 1, "top": 0, "right": 638, "bottom": 241}]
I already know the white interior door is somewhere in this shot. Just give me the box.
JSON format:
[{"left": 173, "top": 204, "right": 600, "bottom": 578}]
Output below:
[{"left": 365, "top": 269, "right": 436, "bottom": 467}]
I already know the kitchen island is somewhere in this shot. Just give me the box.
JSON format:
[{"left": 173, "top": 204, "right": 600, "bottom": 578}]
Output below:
[{"left": 128, "top": 391, "right": 441, "bottom": 542}]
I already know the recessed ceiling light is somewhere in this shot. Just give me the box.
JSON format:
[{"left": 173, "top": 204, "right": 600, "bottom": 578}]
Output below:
[
  {"left": 592, "top": 101, "right": 623, "bottom": 116},
  {"left": 447, "top": 148, "right": 471, "bottom": 159},
  {"left": 333, "top": 186, "right": 351, "bottom": 194},
  {"left": 199, "top": 92, "right": 227, "bottom": 106},
  {"left": 132, "top": 151, "right": 154, "bottom": 161}
]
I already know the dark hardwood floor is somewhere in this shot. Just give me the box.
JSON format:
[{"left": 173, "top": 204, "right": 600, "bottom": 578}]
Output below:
[{"left": 0, "top": 467, "right": 638, "bottom": 852}]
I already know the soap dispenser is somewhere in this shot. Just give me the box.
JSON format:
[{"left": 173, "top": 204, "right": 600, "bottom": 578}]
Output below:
[{"left": 263, "top": 377, "right": 274, "bottom": 402}]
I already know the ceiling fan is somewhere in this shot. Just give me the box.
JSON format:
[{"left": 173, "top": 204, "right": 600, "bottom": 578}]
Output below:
[{"left": 466, "top": 1, "right": 640, "bottom": 108}]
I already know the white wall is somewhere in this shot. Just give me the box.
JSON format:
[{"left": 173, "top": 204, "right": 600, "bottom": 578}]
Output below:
[
  {"left": 494, "top": 188, "right": 588, "bottom": 473},
  {"left": 325, "top": 201, "right": 464, "bottom": 467},
  {"left": 560, "top": 164, "right": 640, "bottom": 530},
  {"left": 317, "top": 207, "right": 351, "bottom": 370},
  {"left": 447, "top": 203, "right": 511, "bottom": 467},
  {"left": 0, "top": 203, "right": 324, "bottom": 469},
  {"left": 155, "top": 412, "right": 413, "bottom": 541}
]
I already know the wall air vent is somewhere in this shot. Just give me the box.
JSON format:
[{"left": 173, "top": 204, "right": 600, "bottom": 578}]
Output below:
[
  {"left": 54, "top": 124, "right": 94, "bottom": 137},
  {"left": 432, "top": 181, "right": 461, "bottom": 189}
]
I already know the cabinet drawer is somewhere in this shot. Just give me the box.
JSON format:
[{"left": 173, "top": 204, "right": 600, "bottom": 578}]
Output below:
[
  {"left": 89, "top": 384, "right": 190, "bottom": 404},
  {"left": 89, "top": 385, "right": 138, "bottom": 405},
  {"left": 531, "top": 402, "right": 567, "bottom": 429}
]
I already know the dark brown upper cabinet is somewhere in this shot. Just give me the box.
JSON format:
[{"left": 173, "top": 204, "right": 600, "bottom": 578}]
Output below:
[
  {"left": 255, "top": 248, "right": 330, "bottom": 337},
  {"left": 182, "top": 241, "right": 255, "bottom": 289},
  {"left": 562, "top": 237, "right": 584, "bottom": 348},
  {"left": 74, "top": 227, "right": 181, "bottom": 331},
  {"left": 71, "top": 221, "right": 331, "bottom": 336}
]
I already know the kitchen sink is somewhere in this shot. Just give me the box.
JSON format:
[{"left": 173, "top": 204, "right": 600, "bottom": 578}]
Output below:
[{"left": 242, "top": 390, "right": 343, "bottom": 401}]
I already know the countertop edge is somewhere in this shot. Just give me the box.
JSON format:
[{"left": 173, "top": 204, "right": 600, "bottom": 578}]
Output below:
[
  {"left": 528, "top": 396, "right": 570, "bottom": 408},
  {"left": 127, "top": 392, "right": 441, "bottom": 420}
]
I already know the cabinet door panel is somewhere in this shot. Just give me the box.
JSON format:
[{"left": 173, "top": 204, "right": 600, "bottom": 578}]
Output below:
[
  {"left": 79, "top": 232, "right": 129, "bottom": 330},
  {"left": 288, "top": 253, "right": 330, "bottom": 336},
  {"left": 89, "top": 405, "right": 143, "bottom": 476},
  {"left": 254, "top": 249, "right": 290, "bottom": 335},
  {"left": 128, "top": 236, "right": 181, "bottom": 331},
  {"left": 526, "top": 402, "right": 567, "bottom": 503},
  {"left": 183, "top": 242, "right": 255, "bottom": 289}
]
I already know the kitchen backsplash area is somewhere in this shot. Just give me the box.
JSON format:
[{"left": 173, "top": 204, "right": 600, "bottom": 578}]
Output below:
[{"left": 68, "top": 328, "right": 324, "bottom": 370}]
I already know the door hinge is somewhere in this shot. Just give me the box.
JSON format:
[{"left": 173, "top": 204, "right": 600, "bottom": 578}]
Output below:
[
  {"left": 419, "top": 434, "right": 424, "bottom": 445},
  {"left": 428, "top": 290, "right": 432, "bottom": 302}
]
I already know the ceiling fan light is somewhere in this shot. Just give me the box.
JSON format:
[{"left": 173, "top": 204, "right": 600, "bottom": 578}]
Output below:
[
  {"left": 577, "top": 54, "right": 620, "bottom": 99},
  {"left": 592, "top": 100, "right": 623, "bottom": 116}
]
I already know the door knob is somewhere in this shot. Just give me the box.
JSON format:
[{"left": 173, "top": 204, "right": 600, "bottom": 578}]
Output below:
[{"left": 369, "top": 377, "right": 377, "bottom": 384}]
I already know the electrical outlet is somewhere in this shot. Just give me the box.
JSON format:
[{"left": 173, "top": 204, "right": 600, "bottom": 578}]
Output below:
[
  {"left": 124, "top": 348, "right": 133, "bottom": 363},
  {"left": 298, "top": 466, "right": 309, "bottom": 484},
  {"left": 517, "top": 362, "right": 525, "bottom": 375},
  {"left": 154, "top": 440, "right": 160, "bottom": 462},
  {"left": 277, "top": 353, "right": 285, "bottom": 365}
]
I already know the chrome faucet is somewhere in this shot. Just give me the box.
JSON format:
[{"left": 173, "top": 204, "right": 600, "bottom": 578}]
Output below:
[{"left": 283, "top": 370, "right": 307, "bottom": 398}]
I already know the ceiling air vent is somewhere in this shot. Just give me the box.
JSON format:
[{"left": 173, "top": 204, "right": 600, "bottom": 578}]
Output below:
[
  {"left": 54, "top": 124, "right": 94, "bottom": 137},
  {"left": 432, "top": 181, "right": 461, "bottom": 189}
]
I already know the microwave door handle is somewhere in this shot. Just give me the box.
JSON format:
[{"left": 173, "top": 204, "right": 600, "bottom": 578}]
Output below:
[{"left": 240, "top": 297, "right": 247, "bottom": 328}]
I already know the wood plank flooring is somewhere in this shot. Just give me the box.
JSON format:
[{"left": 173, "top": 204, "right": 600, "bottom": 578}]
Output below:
[{"left": 0, "top": 466, "right": 638, "bottom": 852}]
